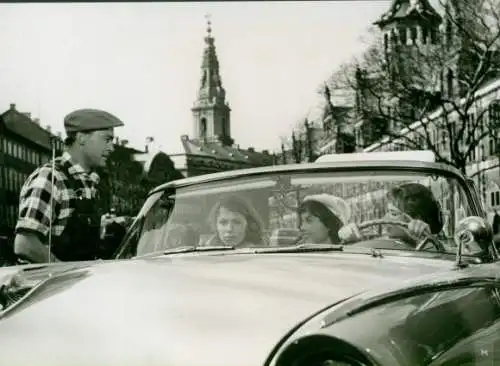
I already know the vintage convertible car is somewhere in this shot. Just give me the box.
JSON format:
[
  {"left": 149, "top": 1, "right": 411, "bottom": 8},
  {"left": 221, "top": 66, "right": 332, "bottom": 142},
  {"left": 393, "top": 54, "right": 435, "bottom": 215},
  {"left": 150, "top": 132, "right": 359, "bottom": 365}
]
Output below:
[{"left": 0, "top": 150, "right": 500, "bottom": 366}]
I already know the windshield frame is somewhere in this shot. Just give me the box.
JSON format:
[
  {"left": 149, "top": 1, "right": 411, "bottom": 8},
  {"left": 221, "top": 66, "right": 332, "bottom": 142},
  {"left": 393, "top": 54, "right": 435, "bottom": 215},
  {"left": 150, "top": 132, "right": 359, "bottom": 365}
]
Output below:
[
  {"left": 149, "top": 160, "right": 470, "bottom": 191},
  {"left": 114, "top": 162, "right": 487, "bottom": 260}
]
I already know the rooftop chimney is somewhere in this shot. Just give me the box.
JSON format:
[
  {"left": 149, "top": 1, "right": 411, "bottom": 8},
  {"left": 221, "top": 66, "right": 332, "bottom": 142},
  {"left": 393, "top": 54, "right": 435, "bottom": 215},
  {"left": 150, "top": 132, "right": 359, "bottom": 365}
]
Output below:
[
  {"left": 248, "top": 147, "right": 255, "bottom": 152},
  {"left": 9, "top": 103, "right": 16, "bottom": 110},
  {"left": 33, "top": 118, "right": 40, "bottom": 125},
  {"left": 45, "top": 125, "right": 52, "bottom": 132},
  {"left": 22, "top": 112, "right": 31, "bottom": 119},
  {"left": 263, "top": 150, "right": 269, "bottom": 155}
]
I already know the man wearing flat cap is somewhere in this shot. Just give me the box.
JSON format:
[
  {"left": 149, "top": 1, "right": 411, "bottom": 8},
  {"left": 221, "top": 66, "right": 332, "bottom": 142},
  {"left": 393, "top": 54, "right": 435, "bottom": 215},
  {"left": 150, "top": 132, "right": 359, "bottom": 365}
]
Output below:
[{"left": 13, "top": 109, "right": 124, "bottom": 263}]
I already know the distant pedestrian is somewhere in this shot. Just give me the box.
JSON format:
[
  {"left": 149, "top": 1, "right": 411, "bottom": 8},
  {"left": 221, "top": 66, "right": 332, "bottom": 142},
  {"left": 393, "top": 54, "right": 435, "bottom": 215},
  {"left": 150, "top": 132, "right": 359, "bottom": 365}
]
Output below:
[{"left": 13, "top": 109, "right": 124, "bottom": 263}]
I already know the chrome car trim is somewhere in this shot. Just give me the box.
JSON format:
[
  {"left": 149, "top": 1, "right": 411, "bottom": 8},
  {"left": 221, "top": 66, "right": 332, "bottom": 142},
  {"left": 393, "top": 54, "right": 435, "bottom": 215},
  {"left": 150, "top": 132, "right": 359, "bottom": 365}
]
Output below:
[
  {"left": 150, "top": 160, "right": 465, "bottom": 194},
  {"left": 321, "top": 276, "right": 500, "bottom": 329}
]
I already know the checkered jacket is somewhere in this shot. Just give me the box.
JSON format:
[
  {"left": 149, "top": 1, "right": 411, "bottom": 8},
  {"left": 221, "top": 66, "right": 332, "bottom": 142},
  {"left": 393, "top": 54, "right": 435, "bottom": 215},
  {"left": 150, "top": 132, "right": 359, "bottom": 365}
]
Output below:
[{"left": 15, "top": 152, "right": 100, "bottom": 244}]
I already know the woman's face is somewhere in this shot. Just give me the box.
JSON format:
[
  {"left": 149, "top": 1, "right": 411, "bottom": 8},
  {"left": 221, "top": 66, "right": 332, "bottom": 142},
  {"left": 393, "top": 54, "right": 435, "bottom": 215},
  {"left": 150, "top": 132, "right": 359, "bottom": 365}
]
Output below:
[
  {"left": 216, "top": 206, "right": 248, "bottom": 246},
  {"left": 383, "top": 202, "right": 413, "bottom": 239},
  {"left": 300, "top": 211, "right": 330, "bottom": 244}
]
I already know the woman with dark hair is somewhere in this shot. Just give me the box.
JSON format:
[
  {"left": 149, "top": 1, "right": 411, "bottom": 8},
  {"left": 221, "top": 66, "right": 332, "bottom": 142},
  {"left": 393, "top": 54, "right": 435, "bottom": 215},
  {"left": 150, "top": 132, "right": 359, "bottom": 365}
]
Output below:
[
  {"left": 298, "top": 194, "right": 351, "bottom": 244},
  {"left": 339, "top": 183, "right": 443, "bottom": 246},
  {"left": 205, "top": 195, "right": 264, "bottom": 247}
]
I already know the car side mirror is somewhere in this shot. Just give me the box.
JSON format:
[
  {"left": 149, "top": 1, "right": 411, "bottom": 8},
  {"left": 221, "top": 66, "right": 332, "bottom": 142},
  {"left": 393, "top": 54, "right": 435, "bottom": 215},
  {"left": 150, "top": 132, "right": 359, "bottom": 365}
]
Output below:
[{"left": 454, "top": 216, "right": 495, "bottom": 261}]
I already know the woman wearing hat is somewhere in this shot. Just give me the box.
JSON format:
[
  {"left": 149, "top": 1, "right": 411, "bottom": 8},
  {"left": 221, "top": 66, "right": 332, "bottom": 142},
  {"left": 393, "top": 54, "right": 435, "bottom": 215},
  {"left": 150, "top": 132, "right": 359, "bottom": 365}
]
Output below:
[{"left": 298, "top": 194, "right": 351, "bottom": 244}]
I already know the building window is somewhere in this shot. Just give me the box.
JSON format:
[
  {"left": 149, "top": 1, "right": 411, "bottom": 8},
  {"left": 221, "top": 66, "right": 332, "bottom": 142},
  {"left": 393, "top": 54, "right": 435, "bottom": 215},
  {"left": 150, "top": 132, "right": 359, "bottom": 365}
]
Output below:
[
  {"left": 399, "top": 27, "right": 407, "bottom": 45},
  {"left": 10, "top": 169, "right": 15, "bottom": 191},
  {"left": 8, "top": 168, "right": 12, "bottom": 191},
  {"left": 422, "top": 27, "right": 429, "bottom": 44},
  {"left": 200, "top": 118, "right": 207, "bottom": 138},
  {"left": 430, "top": 28, "right": 438, "bottom": 44},
  {"left": 489, "top": 137, "right": 497, "bottom": 155},
  {"left": 441, "top": 131, "right": 447, "bottom": 151},
  {"left": 18, "top": 171, "right": 23, "bottom": 189},
  {"left": 6, "top": 168, "right": 11, "bottom": 191},
  {"left": 447, "top": 69, "right": 454, "bottom": 97},
  {"left": 410, "top": 27, "right": 417, "bottom": 44},
  {"left": 11, "top": 169, "right": 16, "bottom": 190},
  {"left": 221, "top": 118, "right": 227, "bottom": 137},
  {"left": 489, "top": 101, "right": 500, "bottom": 127},
  {"left": 491, "top": 191, "right": 500, "bottom": 207}
]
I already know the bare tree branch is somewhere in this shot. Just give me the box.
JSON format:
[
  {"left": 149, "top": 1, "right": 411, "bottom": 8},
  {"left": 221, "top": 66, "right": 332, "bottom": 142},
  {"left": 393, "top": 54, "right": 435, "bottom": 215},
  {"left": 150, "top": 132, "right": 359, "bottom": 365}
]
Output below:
[{"left": 326, "top": 0, "right": 500, "bottom": 173}]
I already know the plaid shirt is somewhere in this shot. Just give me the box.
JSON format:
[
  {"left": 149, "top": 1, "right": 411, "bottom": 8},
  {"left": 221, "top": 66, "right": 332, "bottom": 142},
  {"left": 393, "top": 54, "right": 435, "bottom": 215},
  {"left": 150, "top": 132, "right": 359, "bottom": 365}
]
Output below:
[{"left": 15, "top": 151, "right": 100, "bottom": 243}]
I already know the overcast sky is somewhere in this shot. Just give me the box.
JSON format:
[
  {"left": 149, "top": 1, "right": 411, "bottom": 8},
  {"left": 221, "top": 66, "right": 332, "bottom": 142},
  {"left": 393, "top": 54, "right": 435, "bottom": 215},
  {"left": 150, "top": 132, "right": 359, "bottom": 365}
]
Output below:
[{"left": 0, "top": 1, "right": 390, "bottom": 154}]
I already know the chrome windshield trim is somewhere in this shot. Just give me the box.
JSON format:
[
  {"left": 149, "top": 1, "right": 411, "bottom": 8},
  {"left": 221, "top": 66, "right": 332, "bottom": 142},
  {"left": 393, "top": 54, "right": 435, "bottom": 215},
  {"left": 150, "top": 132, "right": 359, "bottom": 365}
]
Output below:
[{"left": 150, "top": 161, "right": 465, "bottom": 194}]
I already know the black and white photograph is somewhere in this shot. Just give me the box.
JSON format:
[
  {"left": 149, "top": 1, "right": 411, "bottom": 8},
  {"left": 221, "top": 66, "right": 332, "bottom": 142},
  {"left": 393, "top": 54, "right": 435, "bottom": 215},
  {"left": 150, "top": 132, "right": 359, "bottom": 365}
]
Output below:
[{"left": 1, "top": 0, "right": 500, "bottom": 365}]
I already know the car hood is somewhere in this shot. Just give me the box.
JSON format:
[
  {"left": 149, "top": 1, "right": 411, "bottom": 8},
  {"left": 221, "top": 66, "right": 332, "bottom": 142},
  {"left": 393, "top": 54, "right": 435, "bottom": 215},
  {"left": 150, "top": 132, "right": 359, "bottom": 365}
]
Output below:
[{"left": 0, "top": 253, "right": 454, "bottom": 366}]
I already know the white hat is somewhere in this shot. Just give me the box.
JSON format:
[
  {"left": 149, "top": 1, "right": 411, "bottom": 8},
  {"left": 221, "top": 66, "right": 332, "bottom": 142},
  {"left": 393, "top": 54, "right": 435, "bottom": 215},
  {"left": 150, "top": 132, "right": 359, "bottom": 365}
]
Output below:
[{"left": 303, "top": 194, "right": 351, "bottom": 225}]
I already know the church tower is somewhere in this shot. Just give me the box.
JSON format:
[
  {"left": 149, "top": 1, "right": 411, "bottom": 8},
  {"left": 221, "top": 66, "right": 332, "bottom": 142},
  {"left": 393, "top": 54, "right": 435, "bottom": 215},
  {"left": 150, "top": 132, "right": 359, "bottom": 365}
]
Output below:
[
  {"left": 191, "top": 15, "right": 233, "bottom": 146},
  {"left": 373, "top": 0, "right": 443, "bottom": 125},
  {"left": 375, "top": 0, "right": 442, "bottom": 83}
]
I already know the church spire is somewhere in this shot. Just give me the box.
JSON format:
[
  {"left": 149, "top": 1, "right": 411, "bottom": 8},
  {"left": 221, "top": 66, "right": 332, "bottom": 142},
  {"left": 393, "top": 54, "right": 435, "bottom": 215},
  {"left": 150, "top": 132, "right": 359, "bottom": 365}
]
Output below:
[
  {"left": 198, "top": 14, "right": 226, "bottom": 103},
  {"left": 206, "top": 13, "right": 212, "bottom": 38},
  {"left": 192, "top": 14, "right": 232, "bottom": 146}
]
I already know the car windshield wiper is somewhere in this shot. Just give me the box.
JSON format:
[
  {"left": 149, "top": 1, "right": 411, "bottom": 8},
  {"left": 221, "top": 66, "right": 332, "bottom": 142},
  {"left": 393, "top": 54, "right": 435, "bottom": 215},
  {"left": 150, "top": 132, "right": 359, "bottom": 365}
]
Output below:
[
  {"left": 254, "top": 243, "right": 344, "bottom": 254},
  {"left": 162, "top": 245, "right": 236, "bottom": 255}
]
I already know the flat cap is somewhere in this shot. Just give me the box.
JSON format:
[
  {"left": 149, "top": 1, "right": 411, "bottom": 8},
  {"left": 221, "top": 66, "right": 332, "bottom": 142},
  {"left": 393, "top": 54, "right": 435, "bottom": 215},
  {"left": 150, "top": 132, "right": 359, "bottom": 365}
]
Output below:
[{"left": 64, "top": 108, "right": 124, "bottom": 133}]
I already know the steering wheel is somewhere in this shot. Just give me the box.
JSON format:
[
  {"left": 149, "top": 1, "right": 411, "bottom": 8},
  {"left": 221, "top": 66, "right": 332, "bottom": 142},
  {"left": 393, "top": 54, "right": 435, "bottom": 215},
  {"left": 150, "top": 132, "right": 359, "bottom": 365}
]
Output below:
[
  {"left": 414, "top": 235, "right": 446, "bottom": 253},
  {"left": 356, "top": 219, "right": 446, "bottom": 253}
]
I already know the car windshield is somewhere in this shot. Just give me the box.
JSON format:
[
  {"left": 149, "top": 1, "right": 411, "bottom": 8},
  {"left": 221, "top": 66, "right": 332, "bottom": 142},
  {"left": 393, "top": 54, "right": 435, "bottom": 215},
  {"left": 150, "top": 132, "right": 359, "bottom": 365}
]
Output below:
[{"left": 115, "top": 166, "right": 482, "bottom": 259}]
